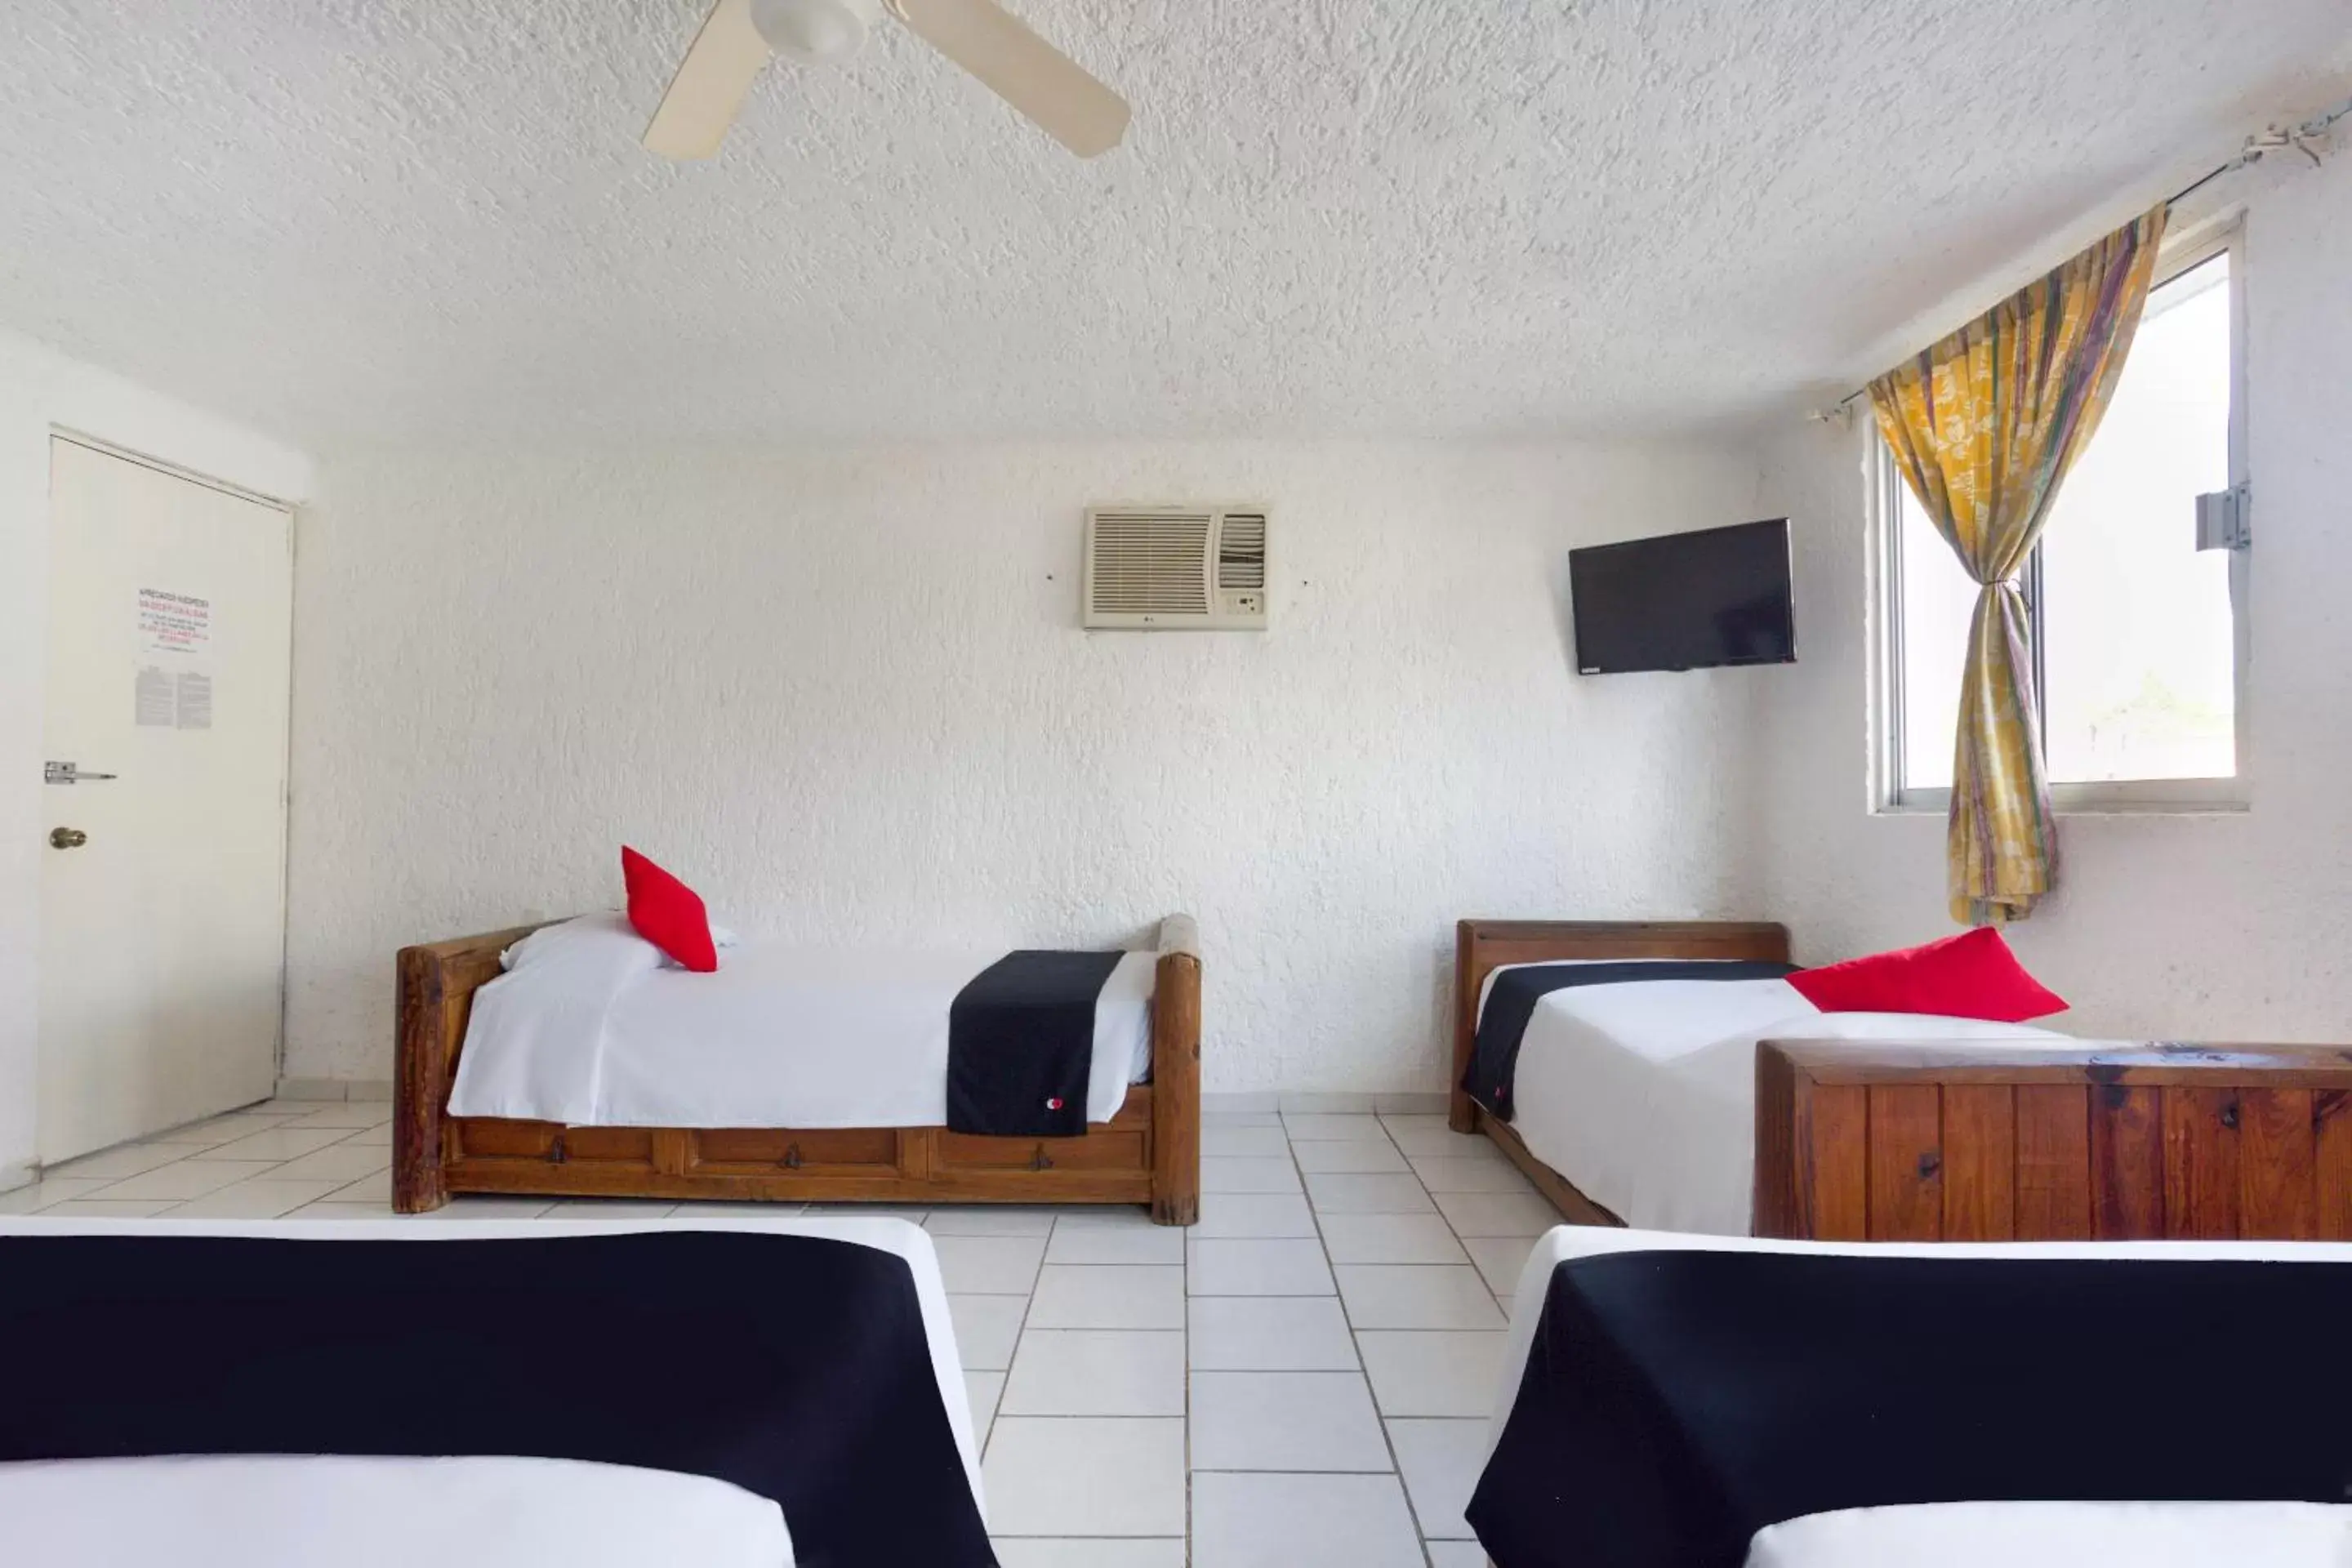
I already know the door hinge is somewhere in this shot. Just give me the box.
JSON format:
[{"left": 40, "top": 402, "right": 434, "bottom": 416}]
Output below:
[{"left": 2195, "top": 483, "right": 2251, "bottom": 550}]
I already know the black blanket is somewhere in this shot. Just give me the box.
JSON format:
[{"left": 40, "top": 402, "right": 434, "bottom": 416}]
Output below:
[
  {"left": 0, "top": 1230, "right": 994, "bottom": 1568},
  {"left": 1468, "top": 1249, "right": 2352, "bottom": 1568},
  {"left": 1462, "top": 960, "right": 1797, "bottom": 1120},
  {"left": 948, "top": 949, "right": 1127, "bottom": 1138}
]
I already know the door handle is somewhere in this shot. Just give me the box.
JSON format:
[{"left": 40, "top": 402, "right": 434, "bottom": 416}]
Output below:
[{"left": 50, "top": 827, "right": 88, "bottom": 849}]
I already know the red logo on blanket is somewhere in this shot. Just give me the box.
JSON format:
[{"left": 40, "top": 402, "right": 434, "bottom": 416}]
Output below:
[{"left": 1046, "top": 1097, "right": 1064, "bottom": 1111}]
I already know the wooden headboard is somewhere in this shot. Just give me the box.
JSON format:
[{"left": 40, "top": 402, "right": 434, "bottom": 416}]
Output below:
[{"left": 1450, "top": 920, "right": 1790, "bottom": 1133}]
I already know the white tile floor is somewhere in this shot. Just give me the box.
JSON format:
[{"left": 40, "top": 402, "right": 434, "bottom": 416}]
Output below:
[{"left": 2, "top": 1101, "right": 1558, "bottom": 1565}]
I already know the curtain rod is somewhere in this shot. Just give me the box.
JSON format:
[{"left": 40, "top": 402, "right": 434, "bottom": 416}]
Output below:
[{"left": 1815, "top": 99, "right": 2350, "bottom": 420}]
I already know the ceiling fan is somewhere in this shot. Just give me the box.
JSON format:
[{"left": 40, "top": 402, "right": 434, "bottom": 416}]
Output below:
[{"left": 644, "top": 0, "right": 1129, "bottom": 161}]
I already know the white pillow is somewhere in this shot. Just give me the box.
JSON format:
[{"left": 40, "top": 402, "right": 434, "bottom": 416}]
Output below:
[{"left": 498, "top": 912, "right": 740, "bottom": 972}]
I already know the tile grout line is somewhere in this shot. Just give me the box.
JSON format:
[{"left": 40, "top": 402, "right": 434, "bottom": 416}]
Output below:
[
  {"left": 983, "top": 1214, "right": 1042, "bottom": 1460},
  {"left": 1380, "top": 1108, "right": 1512, "bottom": 1566},
  {"left": 986, "top": 1208, "right": 1186, "bottom": 1553},
  {"left": 1182, "top": 1195, "right": 1193, "bottom": 1565},
  {"left": 1285, "top": 1111, "right": 1446, "bottom": 1566},
  {"left": 56, "top": 1112, "right": 393, "bottom": 1214},
  {"left": 30, "top": 1096, "right": 319, "bottom": 1180}
]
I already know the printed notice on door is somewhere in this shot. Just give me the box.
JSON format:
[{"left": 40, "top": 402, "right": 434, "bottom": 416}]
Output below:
[
  {"left": 175, "top": 672, "right": 213, "bottom": 728},
  {"left": 135, "top": 667, "right": 175, "bottom": 727},
  {"left": 139, "top": 588, "right": 210, "bottom": 657},
  {"left": 135, "top": 587, "right": 215, "bottom": 729}
]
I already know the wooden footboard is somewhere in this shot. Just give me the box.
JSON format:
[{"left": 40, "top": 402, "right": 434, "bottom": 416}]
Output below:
[
  {"left": 1756, "top": 1040, "right": 2352, "bottom": 1241},
  {"left": 1150, "top": 915, "right": 1202, "bottom": 1225},
  {"left": 394, "top": 915, "right": 1204, "bottom": 1223},
  {"left": 394, "top": 920, "right": 549, "bottom": 1214}
]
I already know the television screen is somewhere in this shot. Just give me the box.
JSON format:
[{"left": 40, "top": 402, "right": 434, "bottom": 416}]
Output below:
[{"left": 1568, "top": 519, "right": 1795, "bottom": 675}]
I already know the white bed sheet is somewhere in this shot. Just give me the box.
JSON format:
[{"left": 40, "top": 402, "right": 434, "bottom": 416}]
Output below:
[
  {"left": 1746, "top": 1500, "right": 2352, "bottom": 1567},
  {"left": 450, "top": 914, "right": 1156, "bottom": 1129},
  {"left": 1489, "top": 1227, "right": 2352, "bottom": 1568},
  {"left": 0, "top": 1212, "right": 982, "bottom": 1559},
  {"left": 0, "top": 1454, "right": 794, "bottom": 1568},
  {"left": 1489, "top": 971, "right": 2065, "bottom": 1233}
]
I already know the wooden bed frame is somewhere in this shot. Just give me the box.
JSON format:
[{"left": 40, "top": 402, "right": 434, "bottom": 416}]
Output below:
[
  {"left": 394, "top": 914, "right": 1202, "bottom": 1224},
  {"left": 1451, "top": 919, "right": 2352, "bottom": 1241}
]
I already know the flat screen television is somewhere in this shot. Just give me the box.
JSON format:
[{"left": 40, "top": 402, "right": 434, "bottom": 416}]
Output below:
[{"left": 1568, "top": 518, "right": 1796, "bottom": 675}]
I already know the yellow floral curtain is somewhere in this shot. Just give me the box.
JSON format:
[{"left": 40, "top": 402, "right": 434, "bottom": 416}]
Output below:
[{"left": 1869, "top": 206, "right": 2167, "bottom": 925}]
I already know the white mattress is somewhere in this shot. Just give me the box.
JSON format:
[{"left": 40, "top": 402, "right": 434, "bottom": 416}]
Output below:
[
  {"left": 449, "top": 914, "right": 1156, "bottom": 1129},
  {"left": 1492, "top": 1227, "right": 2352, "bottom": 1567},
  {"left": 1747, "top": 1500, "right": 2352, "bottom": 1567},
  {"left": 0, "top": 1454, "right": 795, "bottom": 1568},
  {"left": 0, "top": 1213, "right": 982, "bottom": 1568},
  {"left": 1487, "top": 968, "right": 2066, "bottom": 1233}
]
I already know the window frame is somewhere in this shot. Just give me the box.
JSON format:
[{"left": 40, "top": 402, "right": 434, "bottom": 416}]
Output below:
[{"left": 1873, "top": 220, "right": 2252, "bottom": 817}]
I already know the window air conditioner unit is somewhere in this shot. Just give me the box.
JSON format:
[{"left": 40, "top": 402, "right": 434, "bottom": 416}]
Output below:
[{"left": 1082, "top": 505, "right": 1269, "bottom": 630}]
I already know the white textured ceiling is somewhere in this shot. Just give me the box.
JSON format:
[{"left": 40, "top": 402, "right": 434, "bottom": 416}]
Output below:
[{"left": 3, "top": 1, "right": 2348, "bottom": 446}]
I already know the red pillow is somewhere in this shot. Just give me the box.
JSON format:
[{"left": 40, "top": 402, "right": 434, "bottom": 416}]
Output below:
[
  {"left": 621, "top": 846, "right": 718, "bottom": 973},
  {"left": 1787, "top": 927, "right": 2065, "bottom": 1022}
]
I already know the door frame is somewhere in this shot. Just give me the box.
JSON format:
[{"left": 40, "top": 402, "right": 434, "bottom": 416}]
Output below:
[
  {"left": 54, "top": 429, "right": 295, "bottom": 510},
  {"left": 39, "top": 428, "right": 299, "bottom": 1160}
]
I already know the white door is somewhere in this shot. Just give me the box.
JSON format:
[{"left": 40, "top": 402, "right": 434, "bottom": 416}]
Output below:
[{"left": 38, "top": 437, "right": 292, "bottom": 1163}]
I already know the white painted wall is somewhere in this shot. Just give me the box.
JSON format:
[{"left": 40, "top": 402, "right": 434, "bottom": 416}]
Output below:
[
  {"left": 284, "top": 441, "right": 1772, "bottom": 1093},
  {"left": 1750, "top": 149, "right": 2352, "bottom": 1040},
  {"left": 0, "top": 329, "right": 310, "bottom": 1183}
]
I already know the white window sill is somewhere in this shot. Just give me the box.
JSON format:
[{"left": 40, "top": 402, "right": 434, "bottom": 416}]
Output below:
[{"left": 1878, "top": 786, "right": 2249, "bottom": 818}]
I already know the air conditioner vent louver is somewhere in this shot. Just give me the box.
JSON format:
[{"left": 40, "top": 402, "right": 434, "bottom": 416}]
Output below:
[
  {"left": 1084, "top": 505, "right": 1270, "bottom": 630},
  {"left": 1216, "top": 512, "right": 1267, "bottom": 591},
  {"left": 1089, "top": 512, "right": 1210, "bottom": 617}
]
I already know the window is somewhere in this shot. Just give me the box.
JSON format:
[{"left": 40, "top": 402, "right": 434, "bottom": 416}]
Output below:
[{"left": 1878, "top": 229, "right": 2247, "bottom": 811}]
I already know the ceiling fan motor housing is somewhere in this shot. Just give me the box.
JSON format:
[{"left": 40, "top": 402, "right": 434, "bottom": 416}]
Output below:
[{"left": 749, "top": 0, "right": 884, "bottom": 62}]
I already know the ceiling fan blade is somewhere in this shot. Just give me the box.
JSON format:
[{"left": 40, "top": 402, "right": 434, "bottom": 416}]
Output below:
[
  {"left": 888, "top": 0, "right": 1129, "bottom": 158},
  {"left": 644, "top": 0, "right": 773, "bottom": 160}
]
